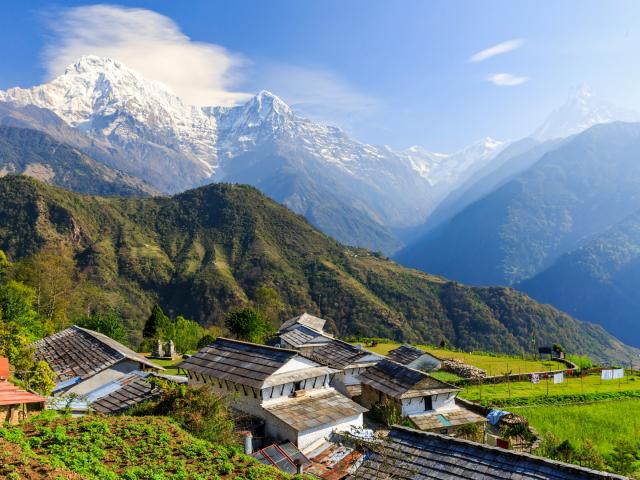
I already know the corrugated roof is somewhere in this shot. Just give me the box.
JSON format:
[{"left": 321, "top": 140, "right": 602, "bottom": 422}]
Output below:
[
  {"left": 252, "top": 441, "right": 311, "bottom": 475},
  {"left": 301, "top": 339, "right": 382, "bottom": 369},
  {"left": 178, "top": 338, "right": 300, "bottom": 388},
  {"left": 0, "top": 380, "right": 46, "bottom": 406},
  {"left": 350, "top": 426, "right": 628, "bottom": 480},
  {"left": 359, "top": 359, "right": 458, "bottom": 399},
  {"left": 90, "top": 371, "right": 162, "bottom": 414},
  {"left": 279, "top": 313, "right": 327, "bottom": 333},
  {"left": 387, "top": 345, "right": 439, "bottom": 365},
  {"left": 32, "top": 326, "right": 162, "bottom": 383},
  {"left": 264, "top": 390, "right": 367, "bottom": 432}
]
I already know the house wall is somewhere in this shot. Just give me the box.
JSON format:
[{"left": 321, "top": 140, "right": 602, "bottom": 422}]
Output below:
[
  {"left": 401, "top": 392, "right": 457, "bottom": 416},
  {"left": 332, "top": 368, "right": 365, "bottom": 397},
  {"left": 296, "top": 413, "right": 363, "bottom": 453},
  {"left": 65, "top": 360, "right": 140, "bottom": 396},
  {"left": 264, "top": 409, "right": 364, "bottom": 453},
  {"left": 401, "top": 397, "right": 425, "bottom": 416},
  {"left": 433, "top": 392, "right": 457, "bottom": 410},
  {"left": 273, "top": 356, "right": 319, "bottom": 374}
]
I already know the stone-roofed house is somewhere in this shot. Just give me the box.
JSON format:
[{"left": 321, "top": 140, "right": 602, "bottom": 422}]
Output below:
[
  {"left": 359, "top": 359, "right": 484, "bottom": 434},
  {"left": 32, "top": 326, "right": 163, "bottom": 396},
  {"left": 179, "top": 338, "right": 367, "bottom": 453},
  {"left": 86, "top": 371, "right": 163, "bottom": 414},
  {"left": 298, "top": 339, "right": 383, "bottom": 398},
  {"left": 349, "top": 426, "right": 628, "bottom": 480},
  {"left": 386, "top": 344, "right": 441, "bottom": 372},
  {"left": 279, "top": 313, "right": 327, "bottom": 334}
]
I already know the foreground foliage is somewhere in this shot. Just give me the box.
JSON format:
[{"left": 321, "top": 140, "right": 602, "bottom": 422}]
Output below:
[{"left": 0, "top": 413, "right": 301, "bottom": 480}]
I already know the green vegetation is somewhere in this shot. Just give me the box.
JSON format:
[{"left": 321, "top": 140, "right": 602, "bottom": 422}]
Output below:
[
  {"left": 0, "top": 175, "right": 635, "bottom": 362},
  {"left": 225, "top": 307, "right": 274, "bottom": 344},
  {"left": 77, "top": 311, "right": 128, "bottom": 344},
  {"left": 460, "top": 371, "right": 640, "bottom": 406},
  {"left": 513, "top": 400, "right": 640, "bottom": 477},
  {"left": 0, "top": 413, "right": 301, "bottom": 480},
  {"left": 358, "top": 341, "right": 565, "bottom": 374}
]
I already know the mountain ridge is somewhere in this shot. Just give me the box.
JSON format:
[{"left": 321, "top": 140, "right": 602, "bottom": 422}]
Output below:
[{"left": 0, "top": 174, "right": 635, "bottom": 362}]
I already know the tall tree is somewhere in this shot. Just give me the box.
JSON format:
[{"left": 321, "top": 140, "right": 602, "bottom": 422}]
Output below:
[
  {"left": 254, "top": 286, "right": 285, "bottom": 327},
  {"left": 225, "top": 307, "right": 274, "bottom": 344},
  {"left": 143, "top": 305, "right": 170, "bottom": 339},
  {"left": 76, "top": 311, "right": 128, "bottom": 344}
]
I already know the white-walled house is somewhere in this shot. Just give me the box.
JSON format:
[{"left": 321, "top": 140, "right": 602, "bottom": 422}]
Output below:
[
  {"left": 359, "top": 359, "right": 485, "bottom": 435},
  {"left": 32, "top": 326, "right": 163, "bottom": 396},
  {"left": 298, "top": 338, "right": 383, "bottom": 398},
  {"left": 179, "top": 338, "right": 367, "bottom": 453},
  {"left": 386, "top": 344, "right": 441, "bottom": 372}
]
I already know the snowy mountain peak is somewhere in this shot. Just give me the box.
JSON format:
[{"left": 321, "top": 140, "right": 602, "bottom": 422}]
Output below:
[
  {"left": 532, "top": 85, "right": 640, "bottom": 141},
  {"left": 0, "top": 56, "right": 218, "bottom": 180}
]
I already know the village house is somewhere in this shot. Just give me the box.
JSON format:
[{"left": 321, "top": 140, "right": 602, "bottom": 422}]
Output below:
[
  {"left": 358, "top": 358, "right": 485, "bottom": 434},
  {"left": 349, "top": 425, "right": 627, "bottom": 480},
  {"left": 32, "top": 325, "right": 163, "bottom": 396},
  {"left": 0, "top": 357, "right": 46, "bottom": 424},
  {"left": 386, "top": 344, "right": 441, "bottom": 372},
  {"left": 179, "top": 338, "right": 367, "bottom": 453},
  {"left": 276, "top": 313, "right": 383, "bottom": 398},
  {"left": 297, "top": 339, "right": 383, "bottom": 399}
]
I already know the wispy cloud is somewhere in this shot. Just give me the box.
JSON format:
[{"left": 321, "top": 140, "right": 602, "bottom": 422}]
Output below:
[
  {"left": 257, "top": 63, "right": 381, "bottom": 128},
  {"left": 42, "top": 4, "right": 250, "bottom": 106},
  {"left": 487, "top": 73, "right": 529, "bottom": 87},
  {"left": 469, "top": 38, "right": 525, "bottom": 63}
]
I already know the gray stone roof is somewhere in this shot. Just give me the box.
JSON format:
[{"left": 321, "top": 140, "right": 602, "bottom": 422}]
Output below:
[
  {"left": 279, "top": 313, "right": 326, "bottom": 333},
  {"left": 387, "top": 344, "right": 439, "bottom": 365},
  {"left": 409, "top": 406, "right": 485, "bottom": 431},
  {"left": 301, "top": 339, "right": 382, "bottom": 370},
  {"left": 279, "top": 324, "right": 332, "bottom": 348},
  {"left": 178, "top": 338, "right": 301, "bottom": 389},
  {"left": 264, "top": 389, "right": 367, "bottom": 432},
  {"left": 359, "top": 359, "right": 458, "bottom": 399},
  {"left": 90, "top": 371, "right": 162, "bottom": 414},
  {"left": 32, "top": 326, "right": 162, "bottom": 383},
  {"left": 350, "top": 426, "right": 628, "bottom": 480}
]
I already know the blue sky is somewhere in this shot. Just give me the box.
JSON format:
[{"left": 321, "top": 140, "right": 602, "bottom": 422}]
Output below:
[{"left": 1, "top": 1, "right": 639, "bottom": 151}]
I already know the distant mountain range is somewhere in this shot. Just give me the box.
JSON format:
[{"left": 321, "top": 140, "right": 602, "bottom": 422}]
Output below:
[
  {"left": 0, "top": 174, "right": 635, "bottom": 362},
  {"left": 3, "top": 56, "right": 640, "bottom": 349},
  {"left": 0, "top": 126, "right": 158, "bottom": 197},
  {"left": 397, "top": 121, "right": 640, "bottom": 347},
  {"left": 0, "top": 56, "right": 510, "bottom": 253}
]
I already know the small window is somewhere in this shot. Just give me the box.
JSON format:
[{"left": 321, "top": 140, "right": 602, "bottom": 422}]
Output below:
[
  {"left": 295, "top": 381, "right": 303, "bottom": 391},
  {"left": 424, "top": 396, "right": 433, "bottom": 410}
]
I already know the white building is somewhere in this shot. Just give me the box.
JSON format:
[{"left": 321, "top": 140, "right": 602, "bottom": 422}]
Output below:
[
  {"left": 277, "top": 313, "right": 383, "bottom": 398},
  {"left": 179, "top": 338, "right": 367, "bottom": 453},
  {"left": 359, "top": 359, "right": 485, "bottom": 435},
  {"left": 32, "top": 326, "right": 163, "bottom": 396}
]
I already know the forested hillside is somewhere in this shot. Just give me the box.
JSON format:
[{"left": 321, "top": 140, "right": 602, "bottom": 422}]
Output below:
[
  {"left": 520, "top": 209, "right": 640, "bottom": 347},
  {"left": 0, "top": 175, "right": 635, "bottom": 362}
]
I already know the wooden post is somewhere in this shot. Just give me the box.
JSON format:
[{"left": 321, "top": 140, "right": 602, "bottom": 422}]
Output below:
[{"left": 546, "top": 374, "right": 549, "bottom": 396}]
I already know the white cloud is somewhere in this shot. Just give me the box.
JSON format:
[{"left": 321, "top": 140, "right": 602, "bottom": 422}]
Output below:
[
  {"left": 257, "top": 64, "right": 381, "bottom": 128},
  {"left": 469, "top": 38, "right": 525, "bottom": 63},
  {"left": 487, "top": 73, "right": 529, "bottom": 87},
  {"left": 42, "top": 4, "right": 250, "bottom": 106}
]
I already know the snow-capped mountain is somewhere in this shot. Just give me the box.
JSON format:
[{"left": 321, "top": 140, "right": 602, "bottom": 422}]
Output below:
[
  {"left": 0, "top": 56, "right": 218, "bottom": 192},
  {"left": 533, "top": 85, "right": 640, "bottom": 141},
  {"left": 0, "top": 55, "right": 505, "bottom": 252}
]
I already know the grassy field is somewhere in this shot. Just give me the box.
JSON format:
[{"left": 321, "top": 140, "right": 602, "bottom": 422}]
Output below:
[
  {"left": 151, "top": 356, "right": 186, "bottom": 375},
  {"left": 459, "top": 371, "right": 640, "bottom": 403},
  {"left": 513, "top": 399, "right": 640, "bottom": 454},
  {"left": 360, "top": 342, "right": 565, "bottom": 375},
  {"left": 513, "top": 399, "right": 640, "bottom": 477}
]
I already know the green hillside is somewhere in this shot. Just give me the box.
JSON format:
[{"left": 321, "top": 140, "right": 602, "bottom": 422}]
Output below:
[
  {"left": 520, "top": 209, "right": 640, "bottom": 346},
  {"left": 0, "top": 174, "right": 635, "bottom": 362}
]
